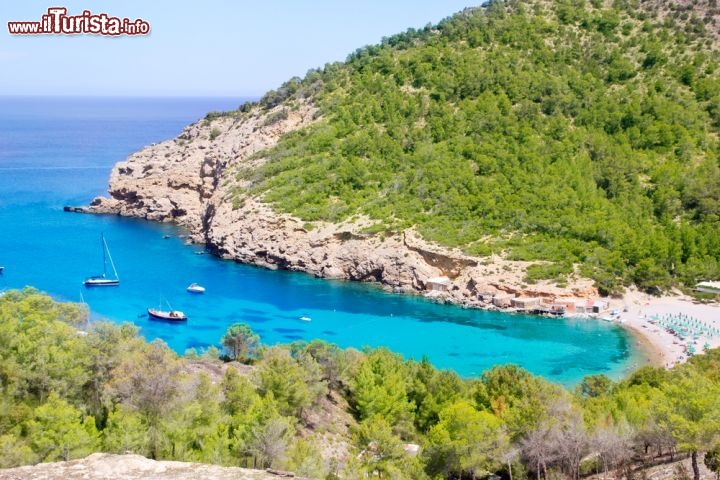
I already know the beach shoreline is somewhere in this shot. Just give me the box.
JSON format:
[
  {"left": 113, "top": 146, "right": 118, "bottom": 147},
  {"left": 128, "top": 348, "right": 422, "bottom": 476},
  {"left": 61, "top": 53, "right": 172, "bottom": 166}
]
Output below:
[
  {"left": 604, "top": 289, "right": 720, "bottom": 370},
  {"left": 623, "top": 320, "right": 666, "bottom": 369},
  {"left": 422, "top": 285, "right": 717, "bottom": 372}
]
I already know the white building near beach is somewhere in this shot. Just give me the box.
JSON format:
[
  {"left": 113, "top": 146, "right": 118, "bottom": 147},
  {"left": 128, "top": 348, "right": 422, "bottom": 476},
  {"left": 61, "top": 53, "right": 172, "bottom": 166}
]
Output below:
[{"left": 695, "top": 281, "right": 720, "bottom": 294}]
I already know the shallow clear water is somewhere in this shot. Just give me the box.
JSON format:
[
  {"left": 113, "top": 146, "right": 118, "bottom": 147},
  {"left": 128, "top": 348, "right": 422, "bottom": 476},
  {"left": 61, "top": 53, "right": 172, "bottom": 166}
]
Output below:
[{"left": 0, "top": 96, "right": 648, "bottom": 386}]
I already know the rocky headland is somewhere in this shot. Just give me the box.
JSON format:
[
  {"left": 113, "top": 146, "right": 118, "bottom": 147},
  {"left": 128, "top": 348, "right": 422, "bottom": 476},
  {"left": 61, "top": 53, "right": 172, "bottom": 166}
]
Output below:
[{"left": 74, "top": 101, "right": 598, "bottom": 310}]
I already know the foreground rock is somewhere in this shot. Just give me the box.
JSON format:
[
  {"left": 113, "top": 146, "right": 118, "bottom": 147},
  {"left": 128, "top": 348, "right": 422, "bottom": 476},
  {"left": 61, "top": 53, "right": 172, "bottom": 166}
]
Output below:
[
  {"left": 81, "top": 101, "right": 598, "bottom": 309},
  {"left": 0, "top": 453, "right": 283, "bottom": 480}
]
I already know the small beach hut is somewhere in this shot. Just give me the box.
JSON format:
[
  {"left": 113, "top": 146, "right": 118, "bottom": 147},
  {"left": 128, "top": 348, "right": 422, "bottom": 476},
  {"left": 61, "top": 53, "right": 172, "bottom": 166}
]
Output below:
[
  {"left": 592, "top": 300, "right": 609, "bottom": 314},
  {"left": 478, "top": 291, "right": 496, "bottom": 302},
  {"left": 555, "top": 299, "right": 577, "bottom": 313},
  {"left": 426, "top": 277, "right": 451, "bottom": 292},
  {"left": 549, "top": 303, "right": 567, "bottom": 315},
  {"left": 493, "top": 293, "right": 515, "bottom": 308},
  {"left": 511, "top": 297, "right": 542, "bottom": 311},
  {"left": 575, "top": 301, "right": 590, "bottom": 314}
]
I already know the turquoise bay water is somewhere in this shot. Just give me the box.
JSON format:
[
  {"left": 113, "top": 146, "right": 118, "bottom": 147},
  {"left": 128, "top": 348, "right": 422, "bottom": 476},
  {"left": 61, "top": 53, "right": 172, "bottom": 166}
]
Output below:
[{"left": 0, "top": 96, "right": 648, "bottom": 386}]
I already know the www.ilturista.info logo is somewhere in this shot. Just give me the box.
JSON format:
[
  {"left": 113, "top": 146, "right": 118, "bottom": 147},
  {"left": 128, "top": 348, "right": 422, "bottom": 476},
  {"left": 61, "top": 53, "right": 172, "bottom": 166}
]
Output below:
[{"left": 8, "top": 7, "right": 150, "bottom": 36}]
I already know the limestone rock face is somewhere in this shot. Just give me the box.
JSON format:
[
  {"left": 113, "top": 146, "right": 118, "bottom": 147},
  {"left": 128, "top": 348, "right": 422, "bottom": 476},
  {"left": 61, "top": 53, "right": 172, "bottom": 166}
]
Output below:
[
  {"left": 89, "top": 103, "right": 317, "bottom": 234},
  {"left": 0, "top": 453, "right": 279, "bottom": 480},
  {"left": 85, "top": 101, "right": 598, "bottom": 308}
]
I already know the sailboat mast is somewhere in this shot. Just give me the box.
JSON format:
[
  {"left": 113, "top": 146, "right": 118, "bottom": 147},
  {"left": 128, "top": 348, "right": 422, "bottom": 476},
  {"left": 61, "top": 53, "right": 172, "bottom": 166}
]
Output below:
[
  {"left": 101, "top": 234, "right": 107, "bottom": 277},
  {"left": 103, "top": 235, "right": 119, "bottom": 280}
]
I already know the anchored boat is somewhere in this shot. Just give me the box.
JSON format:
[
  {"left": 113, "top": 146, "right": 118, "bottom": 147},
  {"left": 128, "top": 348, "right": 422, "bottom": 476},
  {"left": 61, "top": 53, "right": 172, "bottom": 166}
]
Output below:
[
  {"left": 186, "top": 283, "right": 206, "bottom": 294},
  {"left": 84, "top": 234, "right": 119, "bottom": 287},
  {"left": 147, "top": 307, "right": 187, "bottom": 322}
]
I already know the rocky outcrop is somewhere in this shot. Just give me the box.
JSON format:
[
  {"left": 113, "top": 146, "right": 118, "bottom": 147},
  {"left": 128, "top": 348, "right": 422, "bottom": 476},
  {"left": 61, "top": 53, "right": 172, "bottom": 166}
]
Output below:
[
  {"left": 202, "top": 199, "right": 442, "bottom": 293},
  {"left": 81, "top": 101, "right": 599, "bottom": 308},
  {"left": 0, "top": 453, "right": 289, "bottom": 480},
  {"left": 87, "top": 103, "right": 318, "bottom": 233}
]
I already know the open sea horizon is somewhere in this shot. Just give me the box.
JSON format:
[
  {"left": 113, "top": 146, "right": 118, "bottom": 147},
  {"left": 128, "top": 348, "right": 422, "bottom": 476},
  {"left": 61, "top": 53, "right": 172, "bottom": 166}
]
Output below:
[{"left": 0, "top": 96, "right": 649, "bottom": 386}]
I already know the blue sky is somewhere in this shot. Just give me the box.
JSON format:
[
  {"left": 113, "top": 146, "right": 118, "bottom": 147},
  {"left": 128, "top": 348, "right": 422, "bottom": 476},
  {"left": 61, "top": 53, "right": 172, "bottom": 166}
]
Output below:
[{"left": 1, "top": 1, "right": 476, "bottom": 97}]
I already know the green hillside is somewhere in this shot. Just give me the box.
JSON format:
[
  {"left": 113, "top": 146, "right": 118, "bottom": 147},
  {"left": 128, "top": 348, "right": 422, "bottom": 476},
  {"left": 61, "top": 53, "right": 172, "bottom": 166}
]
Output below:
[{"left": 230, "top": 0, "right": 720, "bottom": 295}]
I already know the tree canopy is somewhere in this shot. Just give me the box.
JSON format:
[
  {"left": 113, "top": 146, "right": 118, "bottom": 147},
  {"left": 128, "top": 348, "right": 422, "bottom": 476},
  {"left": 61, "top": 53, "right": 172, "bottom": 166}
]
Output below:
[{"left": 2, "top": 289, "right": 720, "bottom": 479}]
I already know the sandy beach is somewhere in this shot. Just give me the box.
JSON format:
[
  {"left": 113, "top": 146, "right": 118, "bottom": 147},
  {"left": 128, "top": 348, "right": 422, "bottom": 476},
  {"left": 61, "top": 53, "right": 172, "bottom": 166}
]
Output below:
[{"left": 607, "top": 289, "right": 720, "bottom": 369}]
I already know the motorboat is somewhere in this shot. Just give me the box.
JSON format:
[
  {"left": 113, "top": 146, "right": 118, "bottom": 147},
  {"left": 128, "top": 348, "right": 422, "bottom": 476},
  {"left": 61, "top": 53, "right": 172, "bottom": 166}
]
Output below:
[{"left": 187, "top": 283, "right": 206, "bottom": 294}]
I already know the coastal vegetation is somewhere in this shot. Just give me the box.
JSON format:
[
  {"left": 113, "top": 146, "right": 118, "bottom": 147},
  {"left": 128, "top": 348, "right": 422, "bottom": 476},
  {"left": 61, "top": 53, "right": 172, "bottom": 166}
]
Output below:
[
  {"left": 4, "top": 289, "right": 720, "bottom": 479},
  {"left": 222, "top": 0, "right": 720, "bottom": 296}
]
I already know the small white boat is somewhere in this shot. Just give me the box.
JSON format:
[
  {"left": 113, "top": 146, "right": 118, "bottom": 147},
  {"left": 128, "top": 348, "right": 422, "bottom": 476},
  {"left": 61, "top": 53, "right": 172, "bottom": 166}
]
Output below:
[
  {"left": 148, "top": 308, "right": 187, "bottom": 322},
  {"left": 187, "top": 283, "right": 206, "bottom": 294},
  {"left": 299, "top": 316, "right": 312, "bottom": 322}
]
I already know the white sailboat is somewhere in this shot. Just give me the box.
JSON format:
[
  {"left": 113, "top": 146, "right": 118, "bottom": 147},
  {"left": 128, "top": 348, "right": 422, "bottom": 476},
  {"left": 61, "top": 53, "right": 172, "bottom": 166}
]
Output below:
[{"left": 84, "top": 234, "right": 119, "bottom": 287}]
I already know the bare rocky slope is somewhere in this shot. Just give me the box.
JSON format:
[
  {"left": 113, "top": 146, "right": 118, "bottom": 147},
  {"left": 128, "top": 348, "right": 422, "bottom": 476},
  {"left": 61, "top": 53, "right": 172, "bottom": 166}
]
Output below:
[
  {"left": 80, "top": 101, "right": 598, "bottom": 307},
  {"left": 0, "top": 453, "right": 291, "bottom": 480}
]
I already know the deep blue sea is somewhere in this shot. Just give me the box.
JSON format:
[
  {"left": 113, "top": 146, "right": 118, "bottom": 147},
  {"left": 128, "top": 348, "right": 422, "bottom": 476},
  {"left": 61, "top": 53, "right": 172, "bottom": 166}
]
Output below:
[{"left": 0, "top": 96, "right": 648, "bottom": 386}]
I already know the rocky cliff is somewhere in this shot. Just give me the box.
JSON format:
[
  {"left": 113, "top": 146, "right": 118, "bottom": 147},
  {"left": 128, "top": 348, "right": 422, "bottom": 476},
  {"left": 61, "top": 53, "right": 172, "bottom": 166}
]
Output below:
[{"left": 83, "top": 102, "right": 598, "bottom": 307}]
